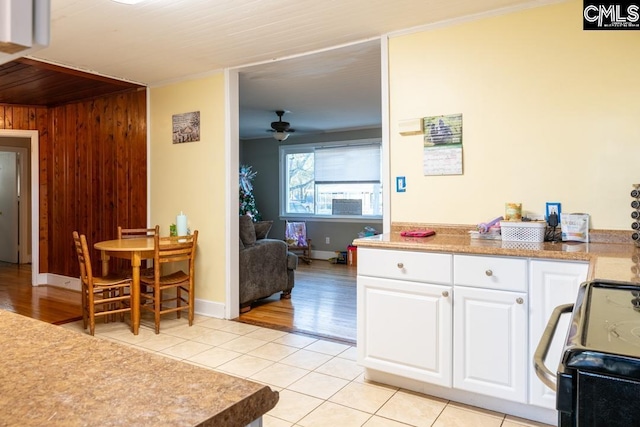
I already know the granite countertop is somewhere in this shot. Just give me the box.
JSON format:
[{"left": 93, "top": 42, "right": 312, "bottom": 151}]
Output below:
[
  {"left": 0, "top": 310, "right": 278, "bottom": 427},
  {"left": 352, "top": 223, "right": 640, "bottom": 284}
]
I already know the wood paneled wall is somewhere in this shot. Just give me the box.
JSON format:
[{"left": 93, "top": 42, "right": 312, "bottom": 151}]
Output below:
[{"left": 1, "top": 88, "right": 147, "bottom": 278}]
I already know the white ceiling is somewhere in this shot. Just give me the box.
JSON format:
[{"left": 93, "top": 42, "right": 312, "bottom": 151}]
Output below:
[{"left": 31, "top": 0, "right": 562, "bottom": 139}]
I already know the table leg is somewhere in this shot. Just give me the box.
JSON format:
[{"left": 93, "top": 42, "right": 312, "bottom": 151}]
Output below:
[
  {"left": 131, "top": 252, "right": 141, "bottom": 335},
  {"left": 100, "top": 251, "right": 110, "bottom": 276}
]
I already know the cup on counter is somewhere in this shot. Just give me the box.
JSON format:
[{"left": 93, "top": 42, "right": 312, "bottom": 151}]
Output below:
[{"left": 505, "top": 203, "right": 522, "bottom": 221}]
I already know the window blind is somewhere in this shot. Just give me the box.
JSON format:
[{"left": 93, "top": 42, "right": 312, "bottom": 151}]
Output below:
[{"left": 315, "top": 144, "right": 380, "bottom": 184}]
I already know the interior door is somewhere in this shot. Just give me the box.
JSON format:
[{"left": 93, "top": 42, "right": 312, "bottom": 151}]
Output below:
[{"left": 0, "top": 151, "right": 18, "bottom": 263}]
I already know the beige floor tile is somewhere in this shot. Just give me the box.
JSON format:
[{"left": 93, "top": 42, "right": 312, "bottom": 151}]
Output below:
[
  {"left": 191, "top": 314, "right": 211, "bottom": 324},
  {"left": 337, "top": 346, "right": 358, "bottom": 361},
  {"left": 138, "top": 316, "right": 190, "bottom": 333},
  {"left": 186, "top": 346, "right": 242, "bottom": 368},
  {"left": 279, "top": 349, "right": 333, "bottom": 370},
  {"left": 305, "top": 340, "right": 351, "bottom": 356},
  {"left": 433, "top": 403, "right": 503, "bottom": 427},
  {"left": 197, "top": 317, "right": 232, "bottom": 329},
  {"left": 503, "top": 415, "right": 554, "bottom": 427},
  {"left": 134, "top": 333, "right": 187, "bottom": 351},
  {"left": 288, "top": 371, "right": 349, "bottom": 400},
  {"left": 100, "top": 324, "right": 157, "bottom": 344},
  {"left": 297, "top": 401, "right": 372, "bottom": 427},
  {"left": 217, "top": 321, "right": 260, "bottom": 335},
  {"left": 190, "top": 329, "right": 241, "bottom": 346},
  {"left": 250, "top": 362, "right": 310, "bottom": 389},
  {"left": 329, "top": 381, "right": 395, "bottom": 414},
  {"left": 245, "top": 327, "right": 289, "bottom": 342},
  {"left": 363, "top": 415, "right": 412, "bottom": 427},
  {"left": 273, "top": 333, "right": 318, "bottom": 348},
  {"left": 158, "top": 340, "right": 212, "bottom": 359},
  {"left": 262, "top": 414, "right": 294, "bottom": 427},
  {"left": 220, "top": 335, "right": 269, "bottom": 353},
  {"left": 216, "top": 354, "right": 274, "bottom": 378},
  {"left": 315, "top": 356, "right": 364, "bottom": 381},
  {"left": 248, "top": 342, "right": 300, "bottom": 362},
  {"left": 60, "top": 320, "right": 85, "bottom": 332},
  {"left": 377, "top": 390, "right": 447, "bottom": 427},
  {"left": 267, "top": 389, "right": 324, "bottom": 424},
  {"left": 155, "top": 323, "right": 210, "bottom": 340}
]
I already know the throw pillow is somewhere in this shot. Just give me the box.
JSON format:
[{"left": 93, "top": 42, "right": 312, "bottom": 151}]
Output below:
[
  {"left": 254, "top": 221, "right": 273, "bottom": 239},
  {"left": 239, "top": 215, "right": 256, "bottom": 246}
]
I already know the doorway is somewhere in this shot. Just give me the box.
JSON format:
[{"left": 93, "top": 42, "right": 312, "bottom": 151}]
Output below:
[
  {"left": 227, "top": 37, "right": 390, "bottom": 324},
  {"left": 0, "top": 141, "right": 30, "bottom": 264},
  {"left": 0, "top": 130, "right": 39, "bottom": 286}
]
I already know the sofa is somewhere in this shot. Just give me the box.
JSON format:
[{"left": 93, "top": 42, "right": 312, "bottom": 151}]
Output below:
[{"left": 239, "top": 216, "right": 298, "bottom": 312}]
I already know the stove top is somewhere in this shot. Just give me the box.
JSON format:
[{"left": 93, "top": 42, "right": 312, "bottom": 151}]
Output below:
[{"left": 563, "top": 280, "right": 640, "bottom": 377}]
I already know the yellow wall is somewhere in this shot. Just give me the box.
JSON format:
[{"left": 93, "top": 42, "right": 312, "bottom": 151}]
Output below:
[
  {"left": 149, "top": 73, "right": 227, "bottom": 302},
  {"left": 389, "top": 0, "right": 640, "bottom": 229}
]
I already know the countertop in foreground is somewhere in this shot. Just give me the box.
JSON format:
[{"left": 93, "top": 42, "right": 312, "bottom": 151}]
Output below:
[{"left": 0, "top": 310, "right": 278, "bottom": 427}]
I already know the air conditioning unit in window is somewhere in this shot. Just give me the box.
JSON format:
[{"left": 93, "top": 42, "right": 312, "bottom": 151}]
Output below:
[{"left": 0, "top": 0, "right": 50, "bottom": 64}]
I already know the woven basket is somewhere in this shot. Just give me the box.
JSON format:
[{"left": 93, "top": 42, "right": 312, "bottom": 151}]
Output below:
[{"left": 500, "top": 221, "right": 546, "bottom": 243}]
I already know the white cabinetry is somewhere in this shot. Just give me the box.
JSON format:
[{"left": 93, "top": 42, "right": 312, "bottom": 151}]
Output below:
[
  {"left": 528, "top": 259, "right": 588, "bottom": 409},
  {"left": 357, "top": 248, "right": 453, "bottom": 387},
  {"left": 453, "top": 255, "right": 528, "bottom": 403},
  {"left": 357, "top": 246, "right": 588, "bottom": 424}
]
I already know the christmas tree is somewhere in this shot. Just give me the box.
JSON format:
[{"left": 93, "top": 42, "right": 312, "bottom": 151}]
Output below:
[{"left": 239, "top": 165, "right": 262, "bottom": 221}]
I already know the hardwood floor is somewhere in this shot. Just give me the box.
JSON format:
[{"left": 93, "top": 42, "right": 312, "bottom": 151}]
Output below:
[
  {"left": 0, "top": 262, "right": 82, "bottom": 324},
  {"left": 238, "top": 260, "right": 357, "bottom": 344},
  {"left": 0, "top": 259, "right": 357, "bottom": 343}
]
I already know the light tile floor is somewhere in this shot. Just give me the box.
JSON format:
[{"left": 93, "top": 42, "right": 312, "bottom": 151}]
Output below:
[{"left": 61, "top": 315, "right": 553, "bottom": 427}]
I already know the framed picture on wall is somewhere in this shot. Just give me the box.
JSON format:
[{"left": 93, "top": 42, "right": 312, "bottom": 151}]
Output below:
[{"left": 172, "top": 111, "right": 200, "bottom": 144}]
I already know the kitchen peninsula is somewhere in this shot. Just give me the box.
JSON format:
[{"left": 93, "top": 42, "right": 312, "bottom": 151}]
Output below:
[
  {"left": 0, "top": 310, "right": 278, "bottom": 426},
  {"left": 353, "top": 223, "right": 638, "bottom": 425}
]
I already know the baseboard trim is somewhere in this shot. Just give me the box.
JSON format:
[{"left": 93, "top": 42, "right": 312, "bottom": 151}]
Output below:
[
  {"left": 41, "top": 273, "right": 227, "bottom": 319},
  {"left": 44, "top": 273, "right": 81, "bottom": 291}
]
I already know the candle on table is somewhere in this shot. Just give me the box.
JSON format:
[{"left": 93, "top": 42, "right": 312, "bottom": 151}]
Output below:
[{"left": 177, "top": 212, "right": 188, "bottom": 236}]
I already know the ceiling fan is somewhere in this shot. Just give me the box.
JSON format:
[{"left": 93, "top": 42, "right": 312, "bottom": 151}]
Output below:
[{"left": 269, "top": 110, "right": 295, "bottom": 141}]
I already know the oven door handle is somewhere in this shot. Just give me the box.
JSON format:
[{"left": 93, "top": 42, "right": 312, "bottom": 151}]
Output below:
[{"left": 533, "top": 303, "right": 574, "bottom": 392}]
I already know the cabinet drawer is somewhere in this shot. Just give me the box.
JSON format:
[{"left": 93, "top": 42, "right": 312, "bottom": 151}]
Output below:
[
  {"left": 454, "top": 255, "right": 527, "bottom": 292},
  {"left": 358, "top": 248, "right": 452, "bottom": 284}
]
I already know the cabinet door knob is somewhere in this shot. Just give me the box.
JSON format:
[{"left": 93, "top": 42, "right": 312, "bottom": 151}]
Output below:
[
  {"left": 516, "top": 297, "right": 524, "bottom": 304},
  {"left": 442, "top": 291, "right": 449, "bottom": 297},
  {"left": 485, "top": 269, "right": 493, "bottom": 276},
  {"left": 397, "top": 262, "right": 404, "bottom": 269}
]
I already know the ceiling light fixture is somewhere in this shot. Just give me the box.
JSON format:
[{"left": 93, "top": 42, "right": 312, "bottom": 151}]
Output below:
[{"left": 273, "top": 131, "right": 290, "bottom": 142}]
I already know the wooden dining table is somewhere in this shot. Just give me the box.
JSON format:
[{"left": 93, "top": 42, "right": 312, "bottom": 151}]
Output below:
[{"left": 94, "top": 237, "right": 155, "bottom": 335}]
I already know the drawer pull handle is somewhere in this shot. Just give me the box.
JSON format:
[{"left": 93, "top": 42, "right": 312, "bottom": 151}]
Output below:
[
  {"left": 516, "top": 297, "right": 524, "bottom": 304},
  {"left": 442, "top": 291, "right": 449, "bottom": 297},
  {"left": 485, "top": 269, "right": 493, "bottom": 276},
  {"left": 397, "top": 262, "right": 404, "bottom": 269}
]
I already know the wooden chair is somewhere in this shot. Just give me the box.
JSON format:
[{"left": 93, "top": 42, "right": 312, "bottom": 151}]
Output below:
[
  {"left": 140, "top": 231, "right": 198, "bottom": 334},
  {"left": 285, "top": 221, "right": 312, "bottom": 264},
  {"left": 73, "top": 231, "right": 132, "bottom": 336},
  {"left": 117, "top": 225, "right": 159, "bottom": 240},
  {"left": 117, "top": 225, "right": 159, "bottom": 279}
]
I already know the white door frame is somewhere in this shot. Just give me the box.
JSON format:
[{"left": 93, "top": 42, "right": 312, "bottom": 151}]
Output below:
[{"left": 0, "top": 129, "right": 40, "bottom": 286}]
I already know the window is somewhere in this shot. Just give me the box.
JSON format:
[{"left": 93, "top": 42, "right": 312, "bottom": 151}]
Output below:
[{"left": 280, "top": 139, "right": 382, "bottom": 219}]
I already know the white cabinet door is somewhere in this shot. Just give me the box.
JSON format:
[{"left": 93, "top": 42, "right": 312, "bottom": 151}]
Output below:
[
  {"left": 528, "top": 260, "right": 588, "bottom": 409},
  {"left": 453, "top": 286, "right": 528, "bottom": 403},
  {"left": 358, "top": 276, "right": 453, "bottom": 387}
]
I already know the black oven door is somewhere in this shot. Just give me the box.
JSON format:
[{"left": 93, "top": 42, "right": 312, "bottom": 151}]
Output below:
[{"left": 535, "top": 280, "right": 640, "bottom": 427}]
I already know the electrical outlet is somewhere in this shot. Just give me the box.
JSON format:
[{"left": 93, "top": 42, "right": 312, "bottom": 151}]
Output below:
[
  {"left": 325, "top": 237, "right": 330, "bottom": 244},
  {"left": 546, "top": 202, "right": 562, "bottom": 222}
]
